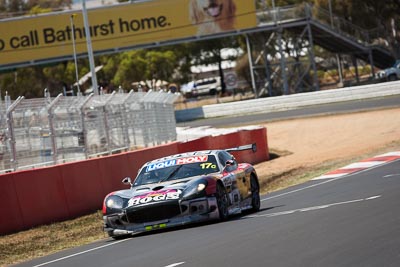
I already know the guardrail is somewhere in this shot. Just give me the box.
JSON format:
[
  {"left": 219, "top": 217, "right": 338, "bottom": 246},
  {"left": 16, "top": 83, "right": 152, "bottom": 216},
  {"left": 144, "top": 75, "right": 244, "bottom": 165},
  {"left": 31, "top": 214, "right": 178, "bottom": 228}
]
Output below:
[
  {"left": 0, "top": 91, "right": 179, "bottom": 173},
  {"left": 175, "top": 81, "right": 400, "bottom": 122}
]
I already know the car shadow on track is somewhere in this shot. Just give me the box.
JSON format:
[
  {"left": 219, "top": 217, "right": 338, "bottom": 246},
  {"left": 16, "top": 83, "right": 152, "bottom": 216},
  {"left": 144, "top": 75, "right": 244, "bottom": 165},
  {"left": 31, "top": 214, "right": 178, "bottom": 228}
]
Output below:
[{"left": 105, "top": 205, "right": 285, "bottom": 242}]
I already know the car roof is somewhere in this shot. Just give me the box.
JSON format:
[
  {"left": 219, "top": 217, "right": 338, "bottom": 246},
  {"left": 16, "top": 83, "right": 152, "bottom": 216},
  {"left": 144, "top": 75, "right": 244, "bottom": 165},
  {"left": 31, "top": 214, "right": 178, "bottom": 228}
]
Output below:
[{"left": 144, "top": 150, "right": 223, "bottom": 165}]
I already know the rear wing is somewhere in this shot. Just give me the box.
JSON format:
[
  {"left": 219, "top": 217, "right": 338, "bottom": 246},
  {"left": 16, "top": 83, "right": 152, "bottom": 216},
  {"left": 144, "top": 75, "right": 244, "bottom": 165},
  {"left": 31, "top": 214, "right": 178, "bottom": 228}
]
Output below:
[{"left": 226, "top": 143, "right": 257, "bottom": 153}]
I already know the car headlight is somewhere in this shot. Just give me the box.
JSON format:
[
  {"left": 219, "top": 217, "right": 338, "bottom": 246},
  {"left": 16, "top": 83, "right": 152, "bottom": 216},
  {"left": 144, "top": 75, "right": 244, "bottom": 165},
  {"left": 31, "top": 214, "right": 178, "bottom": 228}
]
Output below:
[
  {"left": 106, "top": 195, "right": 124, "bottom": 209},
  {"left": 182, "top": 179, "right": 208, "bottom": 200}
]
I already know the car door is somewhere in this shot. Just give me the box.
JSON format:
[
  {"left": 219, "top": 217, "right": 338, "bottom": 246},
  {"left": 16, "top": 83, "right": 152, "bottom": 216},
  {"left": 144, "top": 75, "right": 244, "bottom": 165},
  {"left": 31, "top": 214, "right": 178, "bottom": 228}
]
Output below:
[{"left": 218, "top": 151, "right": 250, "bottom": 209}]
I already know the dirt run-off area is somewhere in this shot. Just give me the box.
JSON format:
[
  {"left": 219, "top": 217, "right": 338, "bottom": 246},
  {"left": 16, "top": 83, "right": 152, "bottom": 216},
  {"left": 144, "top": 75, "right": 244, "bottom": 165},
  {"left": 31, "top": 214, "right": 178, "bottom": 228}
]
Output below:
[{"left": 253, "top": 106, "right": 400, "bottom": 192}]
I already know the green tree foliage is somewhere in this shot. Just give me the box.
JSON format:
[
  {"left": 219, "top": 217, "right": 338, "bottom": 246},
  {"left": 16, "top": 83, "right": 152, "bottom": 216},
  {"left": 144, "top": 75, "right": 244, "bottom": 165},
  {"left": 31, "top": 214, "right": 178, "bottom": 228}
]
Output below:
[
  {"left": 187, "top": 37, "right": 241, "bottom": 94},
  {"left": 28, "top": 5, "right": 52, "bottom": 15},
  {"left": 145, "top": 50, "right": 177, "bottom": 82},
  {"left": 0, "top": 0, "right": 6, "bottom": 12},
  {"left": 313, "top": 0, "right": 399, "bottom": 55},
  {"left": 25, "top": 0, "right": 72, "bottom": 9},
  {"left": 0, "top": 0, "right": 71, "bottom": 13},
  {"left": 112, "top": 50, "right": 147, "bottom": 89}
]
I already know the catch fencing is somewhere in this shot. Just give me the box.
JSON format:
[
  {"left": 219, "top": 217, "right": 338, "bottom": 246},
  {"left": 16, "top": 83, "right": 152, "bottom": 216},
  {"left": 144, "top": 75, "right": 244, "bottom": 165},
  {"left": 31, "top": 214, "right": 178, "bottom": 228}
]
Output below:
[{"left": 0, "top": 91, "right": 179, "bottom": 173}]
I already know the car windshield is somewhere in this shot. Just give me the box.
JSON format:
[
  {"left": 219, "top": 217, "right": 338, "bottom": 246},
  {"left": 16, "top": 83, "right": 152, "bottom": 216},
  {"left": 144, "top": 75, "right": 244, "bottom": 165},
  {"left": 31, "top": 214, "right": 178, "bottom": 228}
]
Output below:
[{"left": 134, "top": 155, "right": 220, "bottom": 186}]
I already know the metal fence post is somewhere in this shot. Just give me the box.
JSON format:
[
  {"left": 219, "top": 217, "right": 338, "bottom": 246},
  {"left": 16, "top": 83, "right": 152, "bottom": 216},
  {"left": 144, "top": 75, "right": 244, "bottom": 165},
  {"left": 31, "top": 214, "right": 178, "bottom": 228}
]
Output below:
[
  {"left": 122, "top": 90, "right": 134, "bottom": 150},
  {"left": 6, "top": 96, "right": 24, "bottom": 171},
  {"left": 79, "top": 93, "right": 94, "bottom": 159},
  {"left": 103, "top": 91, "right": 116, "bottom": 154},
  {"left": 47, "top": 94, "right": 63, "bottom": 164}
]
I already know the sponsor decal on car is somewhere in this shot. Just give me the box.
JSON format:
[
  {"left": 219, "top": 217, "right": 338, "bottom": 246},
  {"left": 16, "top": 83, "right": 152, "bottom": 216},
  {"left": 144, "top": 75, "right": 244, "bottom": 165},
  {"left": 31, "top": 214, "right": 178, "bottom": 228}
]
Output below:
[
  {"left": 127, "top": 189, "right": 182, "bottom": 207},
  {"left": 146, "top": 156, "right": 208, "bottom": 172}
]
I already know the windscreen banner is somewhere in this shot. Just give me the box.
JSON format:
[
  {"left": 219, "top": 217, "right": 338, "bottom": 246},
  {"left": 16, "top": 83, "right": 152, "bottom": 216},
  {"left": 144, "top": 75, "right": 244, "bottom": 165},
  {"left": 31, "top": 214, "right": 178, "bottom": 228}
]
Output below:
[{"left": 0, "top": 0, "right": 257, "bottom": 68}]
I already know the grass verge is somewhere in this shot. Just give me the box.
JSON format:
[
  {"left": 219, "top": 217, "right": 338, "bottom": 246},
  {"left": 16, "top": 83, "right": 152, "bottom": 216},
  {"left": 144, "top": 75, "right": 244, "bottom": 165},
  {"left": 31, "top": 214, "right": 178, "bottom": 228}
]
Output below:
[
  {"left": 0, "top": 211, "right": 105, "bottom": 266},
  {"left": 1, "top": 142, "right": 399, "bottom": 266}
]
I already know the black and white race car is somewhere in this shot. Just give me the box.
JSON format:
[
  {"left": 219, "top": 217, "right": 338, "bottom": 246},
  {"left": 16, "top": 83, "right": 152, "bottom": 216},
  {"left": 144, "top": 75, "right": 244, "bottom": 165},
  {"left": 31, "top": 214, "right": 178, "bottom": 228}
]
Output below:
[{"left": 102, "top": 144, "right": 261, "bottom": 238}]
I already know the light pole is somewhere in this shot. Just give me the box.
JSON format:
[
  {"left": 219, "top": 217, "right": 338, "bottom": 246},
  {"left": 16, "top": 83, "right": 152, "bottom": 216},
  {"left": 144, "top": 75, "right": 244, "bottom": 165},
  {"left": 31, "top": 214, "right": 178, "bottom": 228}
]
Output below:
[
  {"left": 82, "top": 0, "right": 99, "bottom": 95},
  {"left": 70, "top": 14, "right": 81, "bottom": 96}
]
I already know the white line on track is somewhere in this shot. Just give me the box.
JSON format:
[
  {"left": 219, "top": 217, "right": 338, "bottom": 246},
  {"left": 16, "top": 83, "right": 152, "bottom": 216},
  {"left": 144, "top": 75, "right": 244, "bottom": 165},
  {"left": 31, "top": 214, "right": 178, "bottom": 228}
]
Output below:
[
  {"left": 261, "top": 177, "right": 340, "bottom": 202},
  {"left": 383, "top": 173, "right": 400, "bottom": 178},
  {"left": 164, "top": 262, "right": 185, "bottom": 267},
  {"left": 261, "top": 158, "right": 400, "bottom": 202},
  {"left": 33, "top": 240, "right": 185, "bottom": 267},
  {"left": 246, "top": 195, "right": 381, "bottom": 219},
  {"left": 32, "top": 239, "right": 131, "bottom": 267}
]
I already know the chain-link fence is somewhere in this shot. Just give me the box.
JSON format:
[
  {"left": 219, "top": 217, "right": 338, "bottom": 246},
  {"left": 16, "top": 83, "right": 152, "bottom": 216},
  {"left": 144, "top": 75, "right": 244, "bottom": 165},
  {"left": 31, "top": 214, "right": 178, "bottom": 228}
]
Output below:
[{"left": 0, "top": 91, "right": 179, "bottom": 173}]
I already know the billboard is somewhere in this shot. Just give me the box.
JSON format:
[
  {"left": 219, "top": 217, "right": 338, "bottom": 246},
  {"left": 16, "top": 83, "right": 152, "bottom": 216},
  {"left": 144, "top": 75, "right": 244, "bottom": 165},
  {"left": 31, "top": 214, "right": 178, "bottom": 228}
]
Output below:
[{"left": 0, "top": 0, "right": 257, "bottom": 68}]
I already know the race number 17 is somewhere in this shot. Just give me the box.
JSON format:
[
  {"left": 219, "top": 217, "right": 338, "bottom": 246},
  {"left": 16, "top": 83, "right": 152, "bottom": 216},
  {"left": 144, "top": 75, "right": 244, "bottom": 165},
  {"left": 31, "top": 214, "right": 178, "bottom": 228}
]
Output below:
[{"left": 200, "top": 163, "right": 216, "bottom": 169}]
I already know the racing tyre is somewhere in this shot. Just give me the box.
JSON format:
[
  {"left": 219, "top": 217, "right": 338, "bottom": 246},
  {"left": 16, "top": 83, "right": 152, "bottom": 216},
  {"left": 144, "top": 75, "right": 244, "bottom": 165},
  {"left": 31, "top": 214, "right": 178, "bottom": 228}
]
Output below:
[
  {"left": 250, "top": 175, "right": 261, "bottom": 212},
  {"left": 216, "top": 183, "right": 229, "bottom": 220}
]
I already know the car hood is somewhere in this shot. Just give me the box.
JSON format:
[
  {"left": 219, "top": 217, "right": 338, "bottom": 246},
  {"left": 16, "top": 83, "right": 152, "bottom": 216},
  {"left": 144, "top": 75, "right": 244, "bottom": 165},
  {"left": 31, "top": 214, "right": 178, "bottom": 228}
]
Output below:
[{"left": 111, "top": 176, "right": 211, "bottom": 208}]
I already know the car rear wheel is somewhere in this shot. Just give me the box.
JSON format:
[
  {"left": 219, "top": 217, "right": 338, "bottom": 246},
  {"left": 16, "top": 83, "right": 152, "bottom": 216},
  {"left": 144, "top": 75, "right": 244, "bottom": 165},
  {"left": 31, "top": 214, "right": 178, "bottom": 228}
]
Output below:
[
  {"left": 216, "top": 183, "right": 229, "bottom": 220},
  {"left": 250, "top": 175, "right": 260, "bottom": 212}
]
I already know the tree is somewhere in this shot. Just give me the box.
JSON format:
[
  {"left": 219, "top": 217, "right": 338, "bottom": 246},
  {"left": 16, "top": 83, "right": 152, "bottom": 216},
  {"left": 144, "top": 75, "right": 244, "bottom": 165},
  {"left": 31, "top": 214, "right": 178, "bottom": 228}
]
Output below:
[
  {"left": 314, "top": 0, "right": 400, "bottom": 57},
  {"left": 187, "top": 37, "right": 241, "bottom": 95},
  {"left": 144, "top": 50, "right": 177, "bottom": 83},
  {"left": 112, "top": 50, "right": 147, "bottom": 89},
  {"left": 26, "top": 0, "right": 72, "bottom": 9}
]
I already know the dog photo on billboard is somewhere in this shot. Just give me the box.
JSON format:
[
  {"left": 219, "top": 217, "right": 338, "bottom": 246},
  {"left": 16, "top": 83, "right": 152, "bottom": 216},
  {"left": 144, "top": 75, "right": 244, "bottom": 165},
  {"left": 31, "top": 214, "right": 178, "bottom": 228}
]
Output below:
[{"left": 190, "top": 0, "right": 236, "bottom": 35}]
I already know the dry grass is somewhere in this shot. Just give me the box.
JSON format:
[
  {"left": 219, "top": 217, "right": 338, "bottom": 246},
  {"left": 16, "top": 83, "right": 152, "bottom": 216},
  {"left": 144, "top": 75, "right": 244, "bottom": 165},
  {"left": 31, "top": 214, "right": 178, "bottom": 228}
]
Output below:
[{"left": 0, "top": 211, "right": 105, "bottom": 266}]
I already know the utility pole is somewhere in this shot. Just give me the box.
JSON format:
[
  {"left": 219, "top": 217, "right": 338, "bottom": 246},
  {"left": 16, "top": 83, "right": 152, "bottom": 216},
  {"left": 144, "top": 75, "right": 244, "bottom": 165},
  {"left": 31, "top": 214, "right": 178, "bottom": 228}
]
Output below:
[
  {"left": 70, "top": 14, "right": 81, "bottom": 96},
  {"left": 82, "top": 0, "right": 99, "bottom": 95}
]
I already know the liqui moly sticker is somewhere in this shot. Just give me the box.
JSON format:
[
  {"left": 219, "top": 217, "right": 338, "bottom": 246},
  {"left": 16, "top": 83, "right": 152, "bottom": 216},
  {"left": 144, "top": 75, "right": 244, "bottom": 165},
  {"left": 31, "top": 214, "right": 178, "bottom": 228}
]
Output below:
[{"left": 146, "top": 156, "right": 208, "bottom": 172}]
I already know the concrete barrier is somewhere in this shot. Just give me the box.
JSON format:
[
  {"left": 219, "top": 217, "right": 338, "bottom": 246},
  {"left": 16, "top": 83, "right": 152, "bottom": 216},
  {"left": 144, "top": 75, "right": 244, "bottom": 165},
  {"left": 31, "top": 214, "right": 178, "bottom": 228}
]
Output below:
[
  {"left": 176, "top": 81, "right": 400, "bottom": 121},
  {"left": 0, "top": 127, "right": 268, "bottom": 235}
]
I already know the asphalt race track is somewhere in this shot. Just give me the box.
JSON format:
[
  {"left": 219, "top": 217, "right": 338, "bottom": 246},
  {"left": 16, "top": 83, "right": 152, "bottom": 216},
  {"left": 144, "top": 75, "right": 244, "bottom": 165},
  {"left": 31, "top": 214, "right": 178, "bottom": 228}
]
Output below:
[
  {"left": 18, "top": 158, "right": 400, "bottom": 267},
  {"left": 177, "top": 95, "right": 400, "bottom": 127}
]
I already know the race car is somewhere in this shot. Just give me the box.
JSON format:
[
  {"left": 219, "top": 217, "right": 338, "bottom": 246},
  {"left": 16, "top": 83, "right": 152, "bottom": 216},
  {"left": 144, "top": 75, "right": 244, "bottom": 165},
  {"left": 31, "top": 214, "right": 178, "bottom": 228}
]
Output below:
[{"left": 103, "top": 144, "right": 261, "bottom": 239}]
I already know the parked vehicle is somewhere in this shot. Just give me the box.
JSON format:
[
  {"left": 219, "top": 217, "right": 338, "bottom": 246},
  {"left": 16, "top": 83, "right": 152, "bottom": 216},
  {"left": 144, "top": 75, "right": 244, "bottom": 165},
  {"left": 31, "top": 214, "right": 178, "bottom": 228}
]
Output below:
[
  {"left": 181, "top": 77, "right": 221, "bottom": 98},
  {"left": 377, "top": 60, "right": 400, "bottom": 81}
]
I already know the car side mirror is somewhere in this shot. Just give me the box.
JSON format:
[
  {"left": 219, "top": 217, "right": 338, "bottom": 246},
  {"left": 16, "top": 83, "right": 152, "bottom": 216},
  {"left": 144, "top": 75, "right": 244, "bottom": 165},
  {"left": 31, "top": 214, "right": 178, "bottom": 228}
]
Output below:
[
  {"left": 223, "top": 159, "right": 237, "bottom": 173},
  {"left": 122, "top": 177, "right": 132, "bottom": 187},
  {"left": 225, "top": 159, "right": 235, "bottom": 166}
]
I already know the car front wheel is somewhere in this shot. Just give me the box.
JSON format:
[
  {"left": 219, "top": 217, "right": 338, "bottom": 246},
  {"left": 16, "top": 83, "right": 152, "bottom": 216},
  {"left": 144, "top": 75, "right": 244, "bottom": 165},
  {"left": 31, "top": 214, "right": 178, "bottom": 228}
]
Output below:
[
  {"left": 216, "top": 183, "right": 229, "bottom": 220},
  {"left": 250, "top": 175, "right": 261, "bottom": 212}
]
